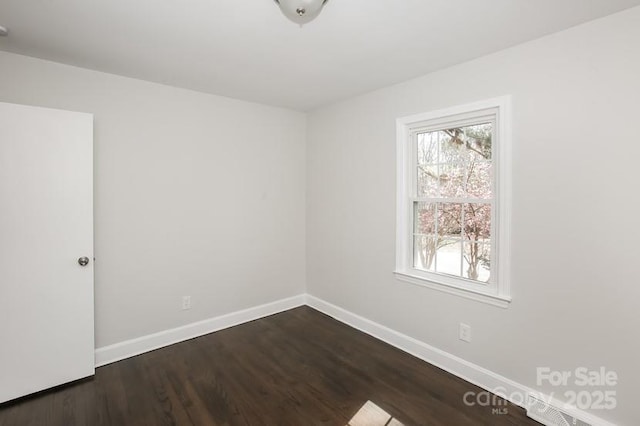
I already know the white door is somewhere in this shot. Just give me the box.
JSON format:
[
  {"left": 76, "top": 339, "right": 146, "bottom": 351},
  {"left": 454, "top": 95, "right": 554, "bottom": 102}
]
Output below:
[{"left": 0, "top": 102, "right": 94, "bottom": 403}]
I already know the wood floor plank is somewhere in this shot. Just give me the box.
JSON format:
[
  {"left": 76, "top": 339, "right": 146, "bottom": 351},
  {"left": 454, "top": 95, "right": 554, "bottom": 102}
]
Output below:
[{"left": 0, "top": 306, "right": 541, "bottom": 425}]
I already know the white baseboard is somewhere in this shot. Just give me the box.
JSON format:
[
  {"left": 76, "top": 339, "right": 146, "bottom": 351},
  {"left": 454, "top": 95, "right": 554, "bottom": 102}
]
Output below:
[
  {"left": 94, "top": 294, "right": 306, "bottom": 367},
  {"left": 93, "top": 293, "right": 617, "bottom": 426},
  {"left": 305, "top": 294, "right": 617, "bottom": 426}
]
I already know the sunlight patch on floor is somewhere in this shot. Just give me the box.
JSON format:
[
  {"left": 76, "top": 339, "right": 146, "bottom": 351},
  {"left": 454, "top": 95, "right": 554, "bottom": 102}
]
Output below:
[{"left": 347, "top": 400, "right": 404, "bottom": 426}]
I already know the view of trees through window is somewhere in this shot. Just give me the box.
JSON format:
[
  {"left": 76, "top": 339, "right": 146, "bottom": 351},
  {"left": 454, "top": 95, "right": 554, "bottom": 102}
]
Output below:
[{"left": 413, "top": 122, "right": 493, "bottom": 283}]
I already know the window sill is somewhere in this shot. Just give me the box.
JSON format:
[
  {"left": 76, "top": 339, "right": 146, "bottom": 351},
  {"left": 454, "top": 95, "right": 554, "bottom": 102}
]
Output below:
[{"left": 393, "top": 270, "right": 511, "bottom": 308}]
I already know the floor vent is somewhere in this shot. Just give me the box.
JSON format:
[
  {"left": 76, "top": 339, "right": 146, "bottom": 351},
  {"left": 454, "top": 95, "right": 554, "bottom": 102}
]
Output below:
[{"left": 526, "top": 395, "right": 591, "bottom": 426}]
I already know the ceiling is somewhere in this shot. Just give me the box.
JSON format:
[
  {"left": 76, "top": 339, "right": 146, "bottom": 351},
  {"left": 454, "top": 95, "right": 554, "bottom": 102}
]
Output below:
[{"left": 1, "top": 0, "right": 639, "bottom": 111}]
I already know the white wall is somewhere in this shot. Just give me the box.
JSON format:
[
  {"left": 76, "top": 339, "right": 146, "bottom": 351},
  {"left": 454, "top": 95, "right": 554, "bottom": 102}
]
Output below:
[
  {"left": 306, "top": 7, "right": 640, "bottom": 426},
  {"left": 0, "top": 51, "right": 306, "bottom": 348}
]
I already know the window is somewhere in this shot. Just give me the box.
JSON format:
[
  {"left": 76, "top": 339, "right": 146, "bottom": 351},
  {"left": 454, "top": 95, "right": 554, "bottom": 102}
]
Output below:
[{"left": 395, "top": 97, "right": 511, "bottom": 307}]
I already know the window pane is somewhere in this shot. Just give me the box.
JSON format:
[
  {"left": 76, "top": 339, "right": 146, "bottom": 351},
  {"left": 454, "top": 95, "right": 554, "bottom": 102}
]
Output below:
[
  {"left": 466, "top": 161, "right": 492, "bottom": 199},
  {"left": 464, "top": 203, "right": 491, "bottom": 243},
  {"left": 438, "top": 203, "right": 462, "bottom": 237},
  {"left": 438, "top": 163, "right": 465, "bottom": 198},
  {"left": 436, "top": 239, "right": 462, "bottom": 277},
  {"left": 435, "top": 123, "right": 493, "bottom": 166},
  {"left": 414, "top": 235, "right": 437, "bottom": 271},
  {"left": 414, "top": 202, "right": 435, "bottom": 234},
  {"left": 463, "top": 123, "right": 492, "bottom": 161},
  {"left": 417, "top": 166, "right": 438, "bottom": 197},
  {"left": 438, "top": 129, "right": 462, "bottom": 163},
  {"left": 417, "top": 132, "right": 438, "bottom": 165},
  {"left": 463, "top": 242, "right": 491, "bottom": 283}
]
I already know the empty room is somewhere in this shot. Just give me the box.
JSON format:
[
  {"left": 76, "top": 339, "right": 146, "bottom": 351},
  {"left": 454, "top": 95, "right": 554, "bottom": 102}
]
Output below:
[{"left": 1, "top": 1, "right": 638, "bottom": 425}]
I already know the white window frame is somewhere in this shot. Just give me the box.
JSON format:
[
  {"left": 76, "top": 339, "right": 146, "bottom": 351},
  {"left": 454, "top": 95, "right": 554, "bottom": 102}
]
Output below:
[{"left": 395, "top": 96, "right": 512, "bottom": 308}]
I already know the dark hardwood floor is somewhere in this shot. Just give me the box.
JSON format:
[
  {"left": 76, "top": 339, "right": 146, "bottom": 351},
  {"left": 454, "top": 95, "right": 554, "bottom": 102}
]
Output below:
[{"left": 0, "top": 307, "right": 540, "bottom": 425}]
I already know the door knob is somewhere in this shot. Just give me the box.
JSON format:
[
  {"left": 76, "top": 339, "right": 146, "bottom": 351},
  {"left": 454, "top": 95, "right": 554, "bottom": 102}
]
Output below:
[{"left": 78, "top": 256, "right": 90, "bottom": 266}]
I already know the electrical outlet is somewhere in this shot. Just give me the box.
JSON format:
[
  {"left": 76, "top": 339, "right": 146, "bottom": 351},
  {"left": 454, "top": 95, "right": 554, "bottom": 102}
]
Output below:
[
  {"left": 182, "top": 296, "right": 191, "bottom": 310},
  {"left": 459, "top": 323, "right": 471, "bottom": 342}
]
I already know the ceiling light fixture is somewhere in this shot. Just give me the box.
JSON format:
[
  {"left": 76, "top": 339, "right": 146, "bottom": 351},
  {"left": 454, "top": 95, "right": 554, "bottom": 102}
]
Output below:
[
  {"left": 0, "top": 25, "right": 8, "bottom": 36},
  {"left": 274, "top": 0, "right": 328, "bottom": 25}
]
